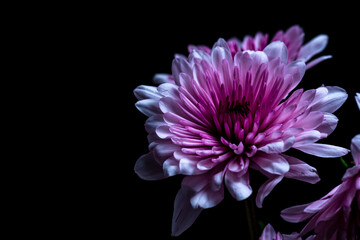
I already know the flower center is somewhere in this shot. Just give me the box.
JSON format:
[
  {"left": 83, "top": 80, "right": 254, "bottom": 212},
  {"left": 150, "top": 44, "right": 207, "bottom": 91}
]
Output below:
[{"left": 215, "top": 98, "right": 258, "bottom": 158}]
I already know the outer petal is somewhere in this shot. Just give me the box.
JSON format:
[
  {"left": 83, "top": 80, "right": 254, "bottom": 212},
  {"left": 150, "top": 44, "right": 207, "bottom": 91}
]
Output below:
[
  {"left": 256, "top": 175, "right": 283, "bottom": 208},
  {"left": 182, "top": 174, "right": 225, "bottom": 209},
  {"left": 135, "top": 99, "right": 161, "bottom": 117},
  {"left": 264, "top": 41, "right": 288, "bottom": 64},
  {"left": 252, "top": 153, "right": 290, "bottom": 175},
  {"left": 171, "top": 187, "right": 202, "bottom": 236},
  {"left": 309, "top": 86, "right": 348, "bottom": 113},
  {"left": 315, "top": 113, "right": 338, "bottom": 135},
  {"left": 134, "top": 152, "right": 166, "bottom": 180},
  {"left": 281, "top": 203, "right": 314, "bottom": 223},
  {"left": 351, "top": 134, "right": 360, "bottom": 165},
  {"left": 134, "top": 85, "right": 162, "bottom": 100},
  {"left": 282, "top": 154, "right": 320, "bottom": 184},
  {"left": 298, "top": 34, "right": 328, "bottom": 61},
  {"left": 306, "top": 55, "right": 332, "bottom": 69},
  {"left": 259, "top": 224, "right": 277, "bottom": 240},
  {"left": 190, "top": 185, "right": 224, "bottom": 209},
  {"left": 259, "top": 137, "right": 295, "bottom": 154},
  {"left": 225, "top": 170, "right": 252, "bottom": 201},
  {"left": 295, "top": 143, "right": 349, "bottom": 158}
]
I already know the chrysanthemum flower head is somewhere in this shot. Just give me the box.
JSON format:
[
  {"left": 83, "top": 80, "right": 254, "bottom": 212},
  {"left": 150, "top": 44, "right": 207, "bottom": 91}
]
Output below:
[{"left": 134, "top": 39, "right": 348, "bottom": 236}]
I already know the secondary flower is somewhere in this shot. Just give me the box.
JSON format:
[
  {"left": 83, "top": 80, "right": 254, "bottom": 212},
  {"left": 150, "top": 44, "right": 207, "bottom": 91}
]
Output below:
[
  {"left": 356, "top": 93, "right": 360, "bottom": 109},
  {"left": 189, "top": 25, "right": 331, "bottom": 69},
  {"left": 259, "top": 224, "right": 315, "bottom": 240},
  {"left": 281, "top": 133, "right": 360, "bottom": 239},
  {"left": 134, "top": 39, "right": 348, "bottom": 236}
]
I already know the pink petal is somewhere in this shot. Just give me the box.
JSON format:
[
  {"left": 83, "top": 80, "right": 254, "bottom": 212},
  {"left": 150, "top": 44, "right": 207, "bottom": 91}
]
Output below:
[
  {"left": 144, "top": 114, "right": 165, "bottom": 133},
  {"left": 281, "top": 203, "right": 314, "bottom": 223},
  {"left": 155, "top": 125, "right": 172, "bottom": 139},
  {"left": 190, "top": 185, "right": 224, "bottom": 209},
  {"left": 252, "top": 153, "right": 290, "bottom": 175},
  {"left": 163, "top": 157, "right": 180, "bottom": 177},
  {"left": 315, "top": 113, "right": 338, "bottom": 135},
  {"left": 256, "top": 175, "right": 283, "bottom": 208},
  {"left": 264, "top": 41, "right": 288, "bottom": 64},
  {"left": 282, "top": 154, "right": 320, "bottom": 184},
  {"left": 182, "top": 175, "right": 208, "bottom": 192},
  {"left": 134, "top": 152, "right": 166, "bottom": 180},
  {"left": 310, "top": 86, "right": 348, "bottom": 113},
  {"left": 134, "top": 85, "right": 162, "bottom": 100},
  {"left": 293, "top": 130, "right": 322, "bottom": 147},
  {"left": 293, "top": 111, "right": 324, "bottom": 130},
  {"left": 295, "top": 143, "right": 349, "bottom": 158},
  {"left": 304, "top": 197, "right": 333, "bottom": 213},
  {"left": 225, "top": 170, "right": 252, "bottom": 201},
  {"left": 211, "top": 43, "right": 233, "bottom": 72},
  {"left": 298, "top": 34, "right": 328, "bottom": 61},
  {"left": 259, "top": 224, "right": 277, "bottom": 240},
  {"left": 135, "top": 99, "right": 161, "bottom": 117},
  {"left": 351, "top": 134, "right": 360, "bottom": 165},
  {"left": 171, "top": 187, "right": 202, "bottom": 236},
  {"left": 153, "top": 140, "right": 180, "bottom": 163},
  {"left": 283, "top": 60, "right": 306, "bottom": 92},
  {"left": 172, "top": 56, "right": 192, "bottom": 85},
  {"left": 259, "top": 137, "right": 295, "bottom": 154},
  {"left": 306, "top": 55, "right": 332, "bottom": 69},
  {"left": 159, "top": 97, "right": 184, "bottom": 115}
]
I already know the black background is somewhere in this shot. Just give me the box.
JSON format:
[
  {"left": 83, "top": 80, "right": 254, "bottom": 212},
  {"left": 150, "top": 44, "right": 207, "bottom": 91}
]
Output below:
[{"left": 120, "top": 5, "right": 360, "bottom": 240}]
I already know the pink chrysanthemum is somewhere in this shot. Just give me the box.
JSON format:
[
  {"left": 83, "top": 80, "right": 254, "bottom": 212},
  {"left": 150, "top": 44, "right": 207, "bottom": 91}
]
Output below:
[
  {"left": 259, "top": 224, "right": 315, "bottom": 240},
  {"left": 281, "top": 100, "right": 360, "bottom": 240},
  {"left": 189, "top": 25, "right": 331, "bottom": 69},
  {"left": 134, "top": 39, "right": 348, "bottom": 236}
]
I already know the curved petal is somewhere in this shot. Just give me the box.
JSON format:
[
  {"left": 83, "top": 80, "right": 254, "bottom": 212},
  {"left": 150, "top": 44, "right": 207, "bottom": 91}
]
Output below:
[
  {"left": 135, "top": 99, "right": 161, "bottom": 117},
  {"left": 259, "top": 137, "right": 295, "bottom": 154},
  {"left": 172, "top": 187, "right": 202, "bottom": 236},
  {"left": 282, "top": 154, "right": 320, "bottom": 184},
  {"left": 190, "top": 185, "right": 224, "bottom": 209},
  {"left": 293, "top": 130, "right": 322, "bottom": 147},
  {"left": 281, "top": 203, "right": 314, "bottom": 223},
  {"left": 315, "top": 113, "right": 338, "bottom": 135},
  {"left": 306, "top": 55, "right": 332, "bottom": 69},
  {"left": 264, "top": 41, "right": 288, "bottom": 64},
  {"left": 252, "top": 153, "right": 290, "bottom": 175},
  {"left": 298, "top": 34, "right": 328, "bottom": 61},
  {"left": 225, "top": 170, "right": 252, "bottom": 201},
  {"left": 256, "top": 175, "right": 283, "bottom": 208},
  {"left": 134, "top": 152, "right": 166, "bottom": 180},
  {"left": 134, "top": 85, "right": 162, "bottom": 100},
  {"left": 310, "top": 86, "right": 348, "bottom": 113},
  {"left": 295, "top": 143, "right": 349, "bottom": 158},
  {"left": 259, "top": 224, "right": 277, "bottom": 240}
]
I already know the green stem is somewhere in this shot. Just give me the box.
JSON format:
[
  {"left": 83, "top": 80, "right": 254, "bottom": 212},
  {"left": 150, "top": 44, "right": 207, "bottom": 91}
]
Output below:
[{"left": 245, "top": 196, "right": 258, "bottom": 240}]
